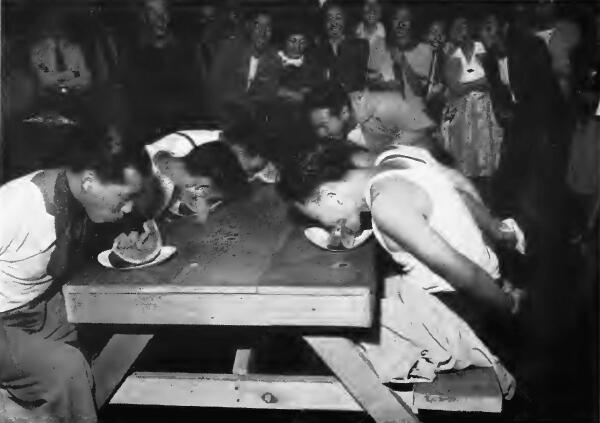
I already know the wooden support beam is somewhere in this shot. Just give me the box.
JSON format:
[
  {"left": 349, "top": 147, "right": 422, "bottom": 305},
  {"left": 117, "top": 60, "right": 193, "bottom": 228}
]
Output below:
[
  {"left": 64, "top": 288, "right": 372, "bottom": 327},
  {"left": 110, "top": 372, "right": 411, "bottom": 412},
  {"left": 413, "top": 367, "right": 502, "bottom": 413},
  {"left": 304, "top": 336, "right": 421, "bottom": 423},
  {"left": 92, "top": 334, "right": 154, "bottom": 407},
  {"left": 232, "top": 348, "right": 254, "bottom": 375}
]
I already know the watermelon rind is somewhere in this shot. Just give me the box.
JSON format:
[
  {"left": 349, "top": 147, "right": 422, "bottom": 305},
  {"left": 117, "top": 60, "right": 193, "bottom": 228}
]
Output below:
[{"left": 110, "top": 220, "right": 162, "bottom": 266}]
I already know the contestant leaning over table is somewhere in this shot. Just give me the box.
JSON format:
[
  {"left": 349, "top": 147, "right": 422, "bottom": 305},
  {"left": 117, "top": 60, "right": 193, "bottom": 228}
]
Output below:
[
  {"left": 277, "top": 136, "right": 517, "bottom": 397},
  {"left": 304, "top": 83, "right": 526, "bottom": 251},
  {"left": 219, "top": 105, "right": 283, "bottom": 184},
  {"left": 0, "top": 121, "right": 151, "bottom": 423},
  {"left": 143, "top": 129, "right": 249, "bottom": 222}
]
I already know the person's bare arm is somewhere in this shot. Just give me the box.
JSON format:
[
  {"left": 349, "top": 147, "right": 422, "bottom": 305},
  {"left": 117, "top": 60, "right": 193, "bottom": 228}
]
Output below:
[{"left": 371, "top": 180, "right": 513, "bottom": 318}]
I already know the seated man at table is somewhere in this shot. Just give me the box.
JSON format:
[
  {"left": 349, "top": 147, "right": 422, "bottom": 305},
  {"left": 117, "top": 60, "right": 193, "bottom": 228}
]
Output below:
[
  {"left": 144, "top": 129, "right": 249, "bottom": 222},
  {"left": 278, "top": 138, "right": 517, "bottom": 398},
  {"left": 0, "top": 121, "right": 151, "bottom": 423}
]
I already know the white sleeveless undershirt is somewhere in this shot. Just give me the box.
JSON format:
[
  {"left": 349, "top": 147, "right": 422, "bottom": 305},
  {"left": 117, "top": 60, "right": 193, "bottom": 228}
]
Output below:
[{"left": 365, "top": 146, "right": 500, "bottom": 293}]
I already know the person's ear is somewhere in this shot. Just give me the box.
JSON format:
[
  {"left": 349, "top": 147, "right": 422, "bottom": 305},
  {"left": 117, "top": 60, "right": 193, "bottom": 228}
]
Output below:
[
  {"left": 340, "top": 105, "right": 351, "bottom": 121},
  {"left": 81, "top": 170, "right": 96, "bottom": 193}
]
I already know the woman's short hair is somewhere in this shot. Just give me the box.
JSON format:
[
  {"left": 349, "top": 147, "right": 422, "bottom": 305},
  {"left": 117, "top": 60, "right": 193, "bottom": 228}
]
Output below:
[{"left": 181, "top": 141, "right": 249, "bottom": 199}]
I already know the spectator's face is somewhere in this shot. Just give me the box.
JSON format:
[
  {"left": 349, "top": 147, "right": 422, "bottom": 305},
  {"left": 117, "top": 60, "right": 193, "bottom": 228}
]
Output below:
[
  {"left": 363, "top": 1, "right": 382, "bottom": 26},
  {"left": 285, "top": 33, "right": 308, "bottom": 58},
  {"left": 392, "top": 7, "right": 412, "bottom": 43},
  {"left": 325, "top": 6, "right": 345, "bottom": 39},
  {"left": 310, "top": 107, "right": 348, "bottom": 140},
  {"left": 198, "top": 5, "right": 217, "bottom": 25},
  {"left": 297, "top": 184, "right": 362, "bottom": 233},
  {"left": 479, "top": 15, "right": 502, "bottom": 51},
  {"left": 250, "top": 14, "right": 272, "bottom": 51},
  {"left": 142, "top": 0, "right": 170, "bottom": 38},
  {"left": 450, "top": 17, "right": 470, "bottom": 45},
  {"left": 426, "top": 21, "right": 447, "bottom": 49},
  {"left": 81, "top": 167, "right": 144, "bottom": 223}
]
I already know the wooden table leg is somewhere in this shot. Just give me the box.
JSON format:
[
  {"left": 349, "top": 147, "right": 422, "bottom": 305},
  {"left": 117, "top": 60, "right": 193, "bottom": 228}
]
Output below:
[
  {"left": 232, "top": 348, "right": 254, "bottom": 375},
  {"left": 304, "top": 336, "right": 420, "bottom": 423},
  {"left": 92, "top": 334, "right": 154, "bottom": 407}
]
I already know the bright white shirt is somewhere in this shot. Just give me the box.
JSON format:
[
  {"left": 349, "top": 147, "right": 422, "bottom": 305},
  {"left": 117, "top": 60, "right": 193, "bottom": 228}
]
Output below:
[
  {"left": 145, "top": 130, "right": 222, "bottom": 214},
  {"left": 247, "top": 56, "right": 259, "bottom": 90},
  {"left": 498, "top": 57, "right": 516, "bottom": 102},
  {"left": 535, "top": 28, "right": 555, "bottom": 46},
  {"left": 367, "top": 147, "right": 500, "bottom": 293},
  {"left": 0, "top": 172, "right": 57, "bottom": 312},
  {"left": 347, "top": 124, "right": 368, "bottom": 148}
]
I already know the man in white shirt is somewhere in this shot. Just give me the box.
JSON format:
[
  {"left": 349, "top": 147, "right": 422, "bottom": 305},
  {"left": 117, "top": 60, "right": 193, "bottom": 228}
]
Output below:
[{"left": 0, "top": 123, "right": 151, "bottom": 422}]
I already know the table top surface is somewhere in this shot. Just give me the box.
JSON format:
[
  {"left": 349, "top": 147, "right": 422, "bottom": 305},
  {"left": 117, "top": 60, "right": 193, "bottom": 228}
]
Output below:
[{"left": 67, "top": 185, "right": 376, "bottom": 297}]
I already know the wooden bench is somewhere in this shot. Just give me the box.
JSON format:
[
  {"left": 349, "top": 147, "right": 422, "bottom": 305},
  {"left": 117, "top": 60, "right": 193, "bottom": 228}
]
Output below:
[{"left": 109, "top": 367, "right": 502, "bottom": 414}]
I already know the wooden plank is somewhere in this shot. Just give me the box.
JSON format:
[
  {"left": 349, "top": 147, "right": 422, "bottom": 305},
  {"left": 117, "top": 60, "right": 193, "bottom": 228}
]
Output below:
[
  {"left": 413, "top": 368, "right": 502, "bottom": 413},
  {"left": 92, "top": 334, "right": 154, "bottom": 407},
  {"left": 64, "top": 284, "right": 367, "bottom": 296},
  {"left": 110, "top": 372, "right": 414, "bottom": 412},
  {"left": 232, "top": 349, "right": 254, "bottom": 375},
  {"left": 305, "top": 336, "right": 420, "bottom": 423},
  {"left": 64, "top": 292, "right": 372, "bottom": 327}
]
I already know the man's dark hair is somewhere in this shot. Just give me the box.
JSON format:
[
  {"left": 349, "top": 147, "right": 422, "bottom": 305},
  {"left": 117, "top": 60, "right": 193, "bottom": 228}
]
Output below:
[
  {"left": 221, "top": 101, "right": 273, "bottom": 159},
  {"left": 182, "top": 141, "right": 249, "bottom": 199},
  {"left": 65, "top": 119, "right": 152, "bottom": 184},
  {"left": 305, "top": 83, "right": 350, "bottom": 117},
  {"left": 277, "top": 138, "right": 364, "bottom": 203}
]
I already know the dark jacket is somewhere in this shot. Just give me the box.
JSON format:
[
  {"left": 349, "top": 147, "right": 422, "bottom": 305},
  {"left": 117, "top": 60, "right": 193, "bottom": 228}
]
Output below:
[
  {"left": 314, "top": 37, "right": 369, "bottom": 91},
  {"left": 482, "top": 28, "right": 573, "bottom": 249},
  {"left": 206, "top": 37, "right": 281, "bottom": 121}
]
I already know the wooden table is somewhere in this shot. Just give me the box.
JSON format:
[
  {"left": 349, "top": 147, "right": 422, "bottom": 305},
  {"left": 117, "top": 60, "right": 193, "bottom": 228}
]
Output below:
[{"left": 64, "top": 185, "right": 421, "bottom": 423}]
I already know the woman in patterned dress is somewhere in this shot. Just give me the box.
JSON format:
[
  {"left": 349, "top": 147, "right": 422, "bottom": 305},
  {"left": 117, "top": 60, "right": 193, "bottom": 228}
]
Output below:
[{"left": 441, "top": 13, "right": 503, "bottom": 200}]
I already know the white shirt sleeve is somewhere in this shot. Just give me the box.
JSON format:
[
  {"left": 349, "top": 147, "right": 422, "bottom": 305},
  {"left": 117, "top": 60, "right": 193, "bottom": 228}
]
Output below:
[{"left": 0, "top": 175, "right": 57, "bottom": 312}]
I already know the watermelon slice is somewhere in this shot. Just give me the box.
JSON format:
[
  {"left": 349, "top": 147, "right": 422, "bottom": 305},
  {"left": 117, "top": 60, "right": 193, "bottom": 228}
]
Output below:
[{"left": 108, "top": 220, "right": 162, "bottom": 268}]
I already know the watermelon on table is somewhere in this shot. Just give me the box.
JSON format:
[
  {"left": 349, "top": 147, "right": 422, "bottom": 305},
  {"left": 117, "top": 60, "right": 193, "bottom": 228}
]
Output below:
[{"left": 108, "top": 220, "right": 162, "bottom": 268}]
